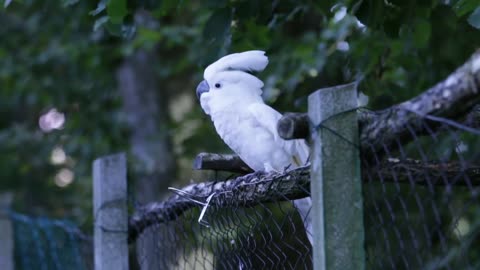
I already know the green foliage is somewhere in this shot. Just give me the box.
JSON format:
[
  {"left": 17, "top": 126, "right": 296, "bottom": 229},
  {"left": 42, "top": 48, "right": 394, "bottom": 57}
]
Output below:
[{"left": 0, "top": 0, "right": 128, "bottom": 225}]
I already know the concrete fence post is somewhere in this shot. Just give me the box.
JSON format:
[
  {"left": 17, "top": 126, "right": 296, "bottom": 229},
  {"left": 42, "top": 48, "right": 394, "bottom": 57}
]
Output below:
[
  {"left": 308, "top": 83, "right": 365, "bottom": 270},
  {"left": 0, "top": 192, "right": 14, "bottom": 270},
  {"left": 93, "top": 153, "right": 129, "bottom": 270}
]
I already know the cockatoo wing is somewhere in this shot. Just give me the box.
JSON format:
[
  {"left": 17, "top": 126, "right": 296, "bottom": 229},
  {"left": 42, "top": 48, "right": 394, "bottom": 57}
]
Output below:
[
  {"left": 248, "top": 103, "right": 313, "bottom": 243},
  {"left": 204, "top": 51, "right": 268, "bottom": 82},
  {"left": 248, "top": 103, "right": 310, "bottom": 169}
]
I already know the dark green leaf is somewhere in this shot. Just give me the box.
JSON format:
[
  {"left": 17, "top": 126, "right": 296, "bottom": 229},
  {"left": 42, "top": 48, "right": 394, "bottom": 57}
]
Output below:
[
  {"left": 203, "top": 8, "right": 232, "bottom": 42},
  {"left": 467, "top": 6, "right": 480, "bottom": 29},
  {"left": 105, "top": 20, "right": 123, "bottom": 36},
  {"left": 107, "top": 0, "right": 128, "bottom": 24},
  {"left": 102, "top": 21, "right": 135, "bottom": 39},
  {"left": 206, "top": 0, "right": 228, "bottom": 8},
  {"left": 453, "top": 0, "right": 480, "bottom": 16},
  {"left": 62, "top": 0, "right": 79, "bottom": 7},
  {"left": 413, "top": 19, "right": 431, "bottom": 48}
]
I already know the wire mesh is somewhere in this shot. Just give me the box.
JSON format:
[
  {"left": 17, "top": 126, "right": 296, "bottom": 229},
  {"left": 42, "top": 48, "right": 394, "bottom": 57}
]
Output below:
[
  {"left": 135, "top": 203, "right": 312, "bottom": 269},
  {"left": 131, "top": 180, "right": 313, "bottom": 270},
  {"left": 10, "top": 211, "right": 93, "bottom": 270},
  {"left": 362, "top": 112, "right": 480, "bottom": 269},
  {"left": 130, "top": 109, "right": 480, "bottom": 270}
]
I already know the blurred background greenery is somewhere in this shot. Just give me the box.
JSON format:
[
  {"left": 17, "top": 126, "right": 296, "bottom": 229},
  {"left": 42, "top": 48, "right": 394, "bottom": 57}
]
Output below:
[{"left": 1, "top": 0, "right": 480, "bottom": 267}]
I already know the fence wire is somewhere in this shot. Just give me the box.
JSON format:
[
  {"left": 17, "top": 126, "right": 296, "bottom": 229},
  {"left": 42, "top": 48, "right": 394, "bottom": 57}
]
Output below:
[
  {"left": 10, "top": 212, "right": 93, "bottom": 270},
  {"left": 362, "top": 113, "right": 480, "bottom": 270},
  {"left": 130, "top": 110, "right": 480, "bottom": 270},
  {"left": 133, "top": 189, "right": 312, "bottom": 269}
]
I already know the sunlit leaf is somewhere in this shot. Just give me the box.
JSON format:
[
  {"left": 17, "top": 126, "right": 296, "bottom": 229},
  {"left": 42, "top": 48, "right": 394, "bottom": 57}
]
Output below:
[
  {"left": 89, "top": 0, "right": 107, "bottom": 16},
  {"left": 453, "top": 0, "right": 480, "bottom": 16},
  {"left": 467, "top": 6, "right": 480, "bottom": 29},
  {"left": 93, "top": 16, "right": 109, "bottom": 32},
  {"left": 4, "top": 0, "right": 12, "bottom": 8},
  {"left": 121, "top": 23, "right": 136, "bottom": 40}
]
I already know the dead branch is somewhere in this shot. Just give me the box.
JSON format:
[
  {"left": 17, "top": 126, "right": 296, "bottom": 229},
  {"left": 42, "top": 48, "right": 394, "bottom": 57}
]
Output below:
[
  {"left": 129, "top": 158, "right": 480, "bottom": 242},
  {"left": 128, "top": 166, "right": 310, "bottom": 243},
  {"left": 277, "top": 113, "right": 310, "bottom": 141},
  {"left": 278, "top": 50, "right": 480, "bottom": 156},
  {"left": 366, "top": 158, "right": 480, "bottom": 186},
  {"left": 193, "top": 153, "right": 253, "bottom": 174}
]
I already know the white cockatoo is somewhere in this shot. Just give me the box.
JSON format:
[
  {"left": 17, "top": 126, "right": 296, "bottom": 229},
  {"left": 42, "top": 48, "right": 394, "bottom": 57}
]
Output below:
[{"left": 196, "top": 50, "right": 312, "bottom": 244}]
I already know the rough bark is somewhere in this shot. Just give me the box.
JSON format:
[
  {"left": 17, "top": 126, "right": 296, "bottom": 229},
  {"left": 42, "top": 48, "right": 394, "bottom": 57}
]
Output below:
[
  {"left": 277, "top": 112, "right": 310, "bottom": 141},
  {"left": 193, "top": 153, "right": 253, "bottom": 174},
  {"left": 129, "top": 157, "right": 480, "bottom": 242},
  {"left": 128, "top": 166, "right": 310, "bottom": 243},
  {"left": 117, "top": 50, "right": 176, "bottom": 201}
]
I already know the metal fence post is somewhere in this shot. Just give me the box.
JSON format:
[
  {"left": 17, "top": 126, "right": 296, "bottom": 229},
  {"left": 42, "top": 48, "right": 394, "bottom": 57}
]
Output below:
[
  {"left": 0, "top": 192, "right": 14, "bottom": 270},
  {"left": 93, "top": 153, "right": 129, "bottom": 270},
  {"left": 308, "top": 83, "right": 365, "bottom": 270}
]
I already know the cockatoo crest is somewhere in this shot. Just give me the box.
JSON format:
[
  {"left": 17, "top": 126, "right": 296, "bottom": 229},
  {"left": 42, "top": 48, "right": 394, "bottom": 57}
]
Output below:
[
  {"left": 203, "top": 50, "right": 268, "bottom": 82},
  {"left": 197, "top": 50, "right": 269, "bottom": 115}
]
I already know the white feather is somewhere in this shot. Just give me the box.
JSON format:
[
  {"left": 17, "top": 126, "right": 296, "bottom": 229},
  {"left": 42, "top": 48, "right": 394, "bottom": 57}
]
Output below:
[
  {"left": 247, "top": 103, "right": 309, "bottom": 168},
  {"left": 204, "top": 50, "right": 268, "bottom": 82}
]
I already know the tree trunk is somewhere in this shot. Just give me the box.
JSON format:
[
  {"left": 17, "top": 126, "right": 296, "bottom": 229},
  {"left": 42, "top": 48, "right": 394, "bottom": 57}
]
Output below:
[{"left": 116, "top": 35, "right": 177, "bottom": 269}]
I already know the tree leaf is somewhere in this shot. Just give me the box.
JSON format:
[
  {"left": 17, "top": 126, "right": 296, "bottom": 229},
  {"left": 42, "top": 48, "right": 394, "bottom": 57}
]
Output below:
[
  {"left": 413, "top": 19, "right": 431, "bottom": 48},
  {"left": 203, "top": 7, "right": 232, "bottom": 42},
  {"left": 467, "top": 6, "right": 480, "bottom": 29},
  {"left": 89, "top": 0, "right": 108, "bottom": 16},
  {"left": 107, "top": 0, "right": 128, "bottom": 24},
  {"left": 93, "top": 16, "right": 109, "bottom": 32},
  {"left": 4, "top": 0, "right": 12, "bottom": 8},
  {"left": 121, "top": 24, "right": 136, "bottom": 40},
  {"left": 62, "top": 0, "right": 79, "bottom": 7},
  {"left": 206, "top": 0, "right": 228, "bottom": 8},
  {"left": 453, "top": 0, "right": 480, "bottom": 16}
]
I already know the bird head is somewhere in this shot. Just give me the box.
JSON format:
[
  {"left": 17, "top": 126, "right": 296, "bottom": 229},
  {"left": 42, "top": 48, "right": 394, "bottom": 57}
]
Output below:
[{"left": 196, "top": 50, "right": 269, "bottom": 115}]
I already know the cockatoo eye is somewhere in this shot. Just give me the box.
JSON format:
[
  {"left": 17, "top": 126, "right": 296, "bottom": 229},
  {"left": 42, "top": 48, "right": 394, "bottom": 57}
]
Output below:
[{"left": 215, "top": 83, "right": 221, "bottom": 88}]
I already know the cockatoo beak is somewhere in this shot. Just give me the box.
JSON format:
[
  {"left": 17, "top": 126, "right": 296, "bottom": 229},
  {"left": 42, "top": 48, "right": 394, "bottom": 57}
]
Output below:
[{"left": 196, "top": 80, "right": 210, "bottom": 100}]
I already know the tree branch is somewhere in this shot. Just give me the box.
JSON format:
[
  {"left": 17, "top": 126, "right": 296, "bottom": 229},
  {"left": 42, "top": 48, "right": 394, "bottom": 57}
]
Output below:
[
  {"left": 128, "top": 167, "right": 310, "bottom": 243},
  {"left": 277, "top": 113, "right": 310, "bottom": 141},
  {"left": 129, "top": 158, "right": 480, "bottom": 242},
  {"left": 278, "top": 50, "right": 480, "bottom": 155},
  {"left": 193, "top": 153, "right": 253, "bottom": 174},
  {"left": 366, "top": 158, "right": 480, "bottom": 186}
]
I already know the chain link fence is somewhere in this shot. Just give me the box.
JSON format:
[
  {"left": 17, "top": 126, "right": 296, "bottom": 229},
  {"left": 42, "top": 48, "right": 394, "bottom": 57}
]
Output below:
[
  {"left": 128, "top": 111, "right": 480, "bottom": 270},
  {"left": 119, "top": 51, "right": 480, "bottom": 269},
  {"left": 134, "top": 194, "right": 312, "bottom": 269},
  {"left": 363, "top": 113, "right": 480, "bottom": 269},
  {"left": 10, "top": 212, "right": 92, "bottom": 270}
]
